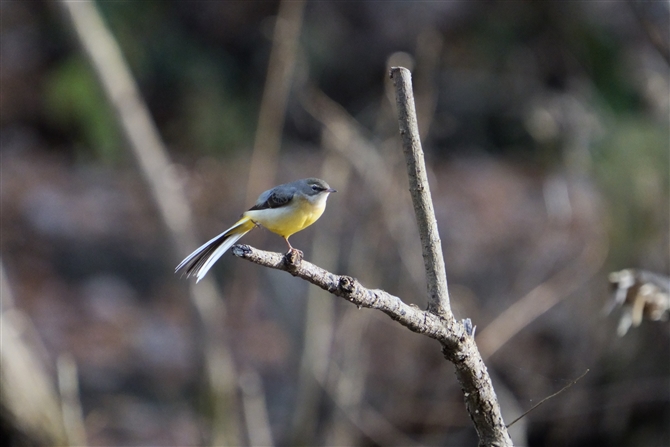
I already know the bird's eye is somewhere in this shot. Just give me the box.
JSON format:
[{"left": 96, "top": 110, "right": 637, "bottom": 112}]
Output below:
[{"left": 311, "top": 185, "right": 321, "bottom": 191}]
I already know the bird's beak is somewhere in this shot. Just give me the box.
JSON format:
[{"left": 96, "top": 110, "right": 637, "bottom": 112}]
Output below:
[{"left": 327, "top": 188, "right": 337, "bottom": 193}]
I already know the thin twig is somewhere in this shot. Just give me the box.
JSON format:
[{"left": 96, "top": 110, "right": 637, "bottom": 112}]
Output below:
[
  {"left": 239, "top": 370, "right": 275, "bottom": 447},
  {"left": 506, "top": 369, "right": 590, "bottom": 428},
  {"left": 245, "top": 0, "right": 306, "bottom": 202},
  {"left": 289, "top": 154, "right": 350, "bottom": 444},
  {"left": 1, "top": 261, "right": 68, "bottom": 445},
  {"left": 627, "top": 0, "right": 670, "bottom": 66},
  {"left": 57, "top": 2, "right": 241, "bottom": 444},
  {"left": 56, "top": 354, "right": 87, "bottom": 447},
  {"left": 477, "top": 235, "right": 606, "bottom": 360}
]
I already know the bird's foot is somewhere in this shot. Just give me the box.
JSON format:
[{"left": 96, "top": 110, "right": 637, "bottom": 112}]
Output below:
[{"left": 285, "top": 247, "right": 303, "bottom": 265}]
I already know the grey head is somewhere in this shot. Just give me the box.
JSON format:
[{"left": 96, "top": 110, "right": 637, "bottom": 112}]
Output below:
[
  {"left": 299, "top": 178, "right": 337, "bottom": 196},
  {"left": 250, "top": 178, "right": 336, "bottom": 210}
]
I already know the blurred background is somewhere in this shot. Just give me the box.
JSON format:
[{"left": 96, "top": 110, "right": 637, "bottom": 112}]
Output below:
[{"left": 1, "top": 1, "right": 668, "bottom": 446}]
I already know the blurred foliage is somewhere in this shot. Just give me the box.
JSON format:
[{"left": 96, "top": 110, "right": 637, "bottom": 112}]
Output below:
[
  {"left": 43, "top": 55, "right": 122, "bottom": 162},
  {"left": 97, "top": 1, "right": 259, "bottom": 155},
  {"left": 178, "top": 55, "right": 256, "bottom": 155},
  {"left": 1, "top": 1, "right": 668, "bottom": 446},
  {"left": 594, "top": 116, "right": 669, "bottom": 268}
]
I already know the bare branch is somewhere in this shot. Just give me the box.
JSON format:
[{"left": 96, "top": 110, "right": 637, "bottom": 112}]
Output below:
[
  {"left": 389, "top": 67, "right": 512, "bottom": 446},
  {"left": 233, "top": 244, "right": 512, "bottom": 446},
  {"left": 231, "top": 245, "right": 460, "bottom": 344},
  {"left": 389, "top": 67, "right": 451, "bottom": 318}
]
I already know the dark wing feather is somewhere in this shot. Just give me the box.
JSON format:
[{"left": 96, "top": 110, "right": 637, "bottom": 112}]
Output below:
[{"left": 248, "top": 189, "right": 294, "bottom": 210}]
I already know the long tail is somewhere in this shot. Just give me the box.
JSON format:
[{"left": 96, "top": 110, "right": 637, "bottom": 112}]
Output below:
[{"left": 175, "top": 217, "right": 255, "bottom": 282}]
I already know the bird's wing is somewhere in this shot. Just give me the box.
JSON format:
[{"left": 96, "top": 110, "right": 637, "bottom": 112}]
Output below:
[{"left": 248, "top": 187, "right": 295, "bottom": 210}]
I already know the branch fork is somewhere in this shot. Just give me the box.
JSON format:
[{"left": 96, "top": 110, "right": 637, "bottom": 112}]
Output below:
[{"left": 234, "top": 67, "right": 513, "bottom": 446}]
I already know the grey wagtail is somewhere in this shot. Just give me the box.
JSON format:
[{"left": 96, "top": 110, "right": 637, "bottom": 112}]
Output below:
[{"left": 176, "top": 178, "right": 336, "bottom": 282}]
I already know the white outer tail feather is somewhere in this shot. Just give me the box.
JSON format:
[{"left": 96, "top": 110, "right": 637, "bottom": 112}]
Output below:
[
  {"left": 195, "top": 230, "right": 248, "bottom": 282},
  {"left": 175, "top": 218, "right": 253, "bottom": 282}
]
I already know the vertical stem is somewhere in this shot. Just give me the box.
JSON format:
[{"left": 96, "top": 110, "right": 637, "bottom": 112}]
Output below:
[
  {"left": 245, "top": 0, "right": 306, "bottom": 203},
  {"left": 389, "top": 67, "right": 451, "bottom": 319},
  {"left": 390, "top": 66, "right": 512, "bottom": 447}
]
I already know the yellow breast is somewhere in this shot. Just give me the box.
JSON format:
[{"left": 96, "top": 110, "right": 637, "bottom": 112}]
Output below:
[{"left": 244, "top": 195, "right": 327, "bottom": 238}]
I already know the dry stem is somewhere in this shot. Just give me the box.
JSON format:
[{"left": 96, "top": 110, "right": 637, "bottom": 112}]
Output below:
[{"left": 389, "top": 67, "right": 451, "bottom": 318}]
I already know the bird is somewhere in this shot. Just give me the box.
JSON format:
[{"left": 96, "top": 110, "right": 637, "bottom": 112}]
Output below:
[{"left": 176, "top": 177, "right": 336, "bottom": 282}]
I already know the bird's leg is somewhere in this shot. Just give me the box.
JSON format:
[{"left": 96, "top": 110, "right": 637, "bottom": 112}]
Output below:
[{"left": 283, "top": 236, "right": 303, "bottom": 260}]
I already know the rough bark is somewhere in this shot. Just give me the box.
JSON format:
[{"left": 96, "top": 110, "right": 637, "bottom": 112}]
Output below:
[{"left": 233, "top": 244, "right": 512, "bottom": 446}]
